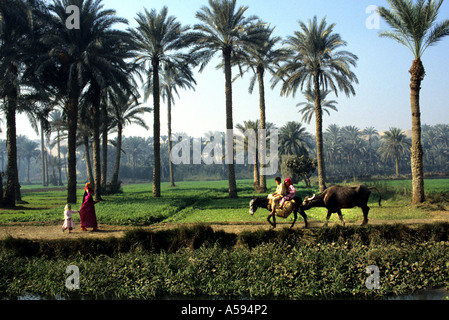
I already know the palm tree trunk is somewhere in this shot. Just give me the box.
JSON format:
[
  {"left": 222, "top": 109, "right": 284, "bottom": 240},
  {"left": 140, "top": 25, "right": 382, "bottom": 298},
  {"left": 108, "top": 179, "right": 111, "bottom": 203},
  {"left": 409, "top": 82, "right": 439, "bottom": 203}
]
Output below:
[
  {"left": 84, "top": 135, "right": 94, "bottom": 186},
  {"left": 101, "top": 102, "right": 108, "bottom": 190},
  {"left": 395, "top": 149, "right": 400, "bottom": 178},
  {"left": 111, "top": 123, "right": 122, "bottom": 187},
  {"left": 67, "top": 88, "right": 79, "bottom": 204},
  {"left": 167, "top": 94, "right": 175, "bottom": 187},
  {"left": 224, "top": 48, "right": 238, "bottom": 198},
  {"left": 314, "top": 73, "right": 326, "bottom": 192},
  {"left": 152, "top": 57, "right": 161, "bottom": 197},
  {"left": 4, "top": 90, "right": 18, "bottom": 207},
  {"left": 14, "top": 157, "right": 21, "bottom": 201},
  {"left": 409, "top": 59, "right": 425, "bottom": 204},
  {"left": 27, "top": 158, "right": 31, "bottom": 183},
  {"left": 253, "top": 150, "right": 259, "bottom": 188},
  {"left": 257, "top": 66, "right": 267, "bottom": 193},
  {"left": 40, "top": 121, "right": 47, "bottom": 187},
  {"left": 57, "top": 129, "right": 62, "bottom": 186},
  {"left": 92, "top": 86, "right": 102, "bottom": 201}
]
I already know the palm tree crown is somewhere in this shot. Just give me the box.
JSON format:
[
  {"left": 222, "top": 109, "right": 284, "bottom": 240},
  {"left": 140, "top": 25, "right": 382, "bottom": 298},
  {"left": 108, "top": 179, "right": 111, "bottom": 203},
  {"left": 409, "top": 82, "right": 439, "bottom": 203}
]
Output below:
[
  {"left": 273, "top": 16, "right": 358, "bottom": 98},
  {"left": 279, "top": 121, "right": 312, "bottom": 156},
  {"left": 378, "top": 0, "right": 449, "bottom": 59},
  {"left": 192, "top": 0, "right": 263, "bottom": 70},
  {"left": 297, "top": 89, "right": 338, "bottom": 124}
]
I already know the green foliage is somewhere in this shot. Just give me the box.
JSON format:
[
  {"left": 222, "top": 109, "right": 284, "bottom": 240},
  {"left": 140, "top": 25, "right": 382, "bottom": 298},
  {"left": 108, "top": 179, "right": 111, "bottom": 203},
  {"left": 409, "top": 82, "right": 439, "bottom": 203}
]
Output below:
[
  {"left": 281, "top": 155, "right": 317, "bottom": 187},
  {"left": 2, "top": 223, "right": 449, "bottom": 299}
]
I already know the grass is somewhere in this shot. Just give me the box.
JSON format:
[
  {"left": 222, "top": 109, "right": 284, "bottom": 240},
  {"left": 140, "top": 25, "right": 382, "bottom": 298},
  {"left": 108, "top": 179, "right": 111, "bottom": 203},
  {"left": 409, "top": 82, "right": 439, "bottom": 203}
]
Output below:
[{"left": 1, "top": 178, "right": 447, "bottom": 225}]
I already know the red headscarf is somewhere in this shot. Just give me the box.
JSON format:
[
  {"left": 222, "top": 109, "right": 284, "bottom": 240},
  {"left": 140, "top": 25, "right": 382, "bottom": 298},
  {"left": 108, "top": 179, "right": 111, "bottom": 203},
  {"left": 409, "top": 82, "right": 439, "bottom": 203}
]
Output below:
[{"left": 284, "top": 178, "right": 293, "bottom": 187}]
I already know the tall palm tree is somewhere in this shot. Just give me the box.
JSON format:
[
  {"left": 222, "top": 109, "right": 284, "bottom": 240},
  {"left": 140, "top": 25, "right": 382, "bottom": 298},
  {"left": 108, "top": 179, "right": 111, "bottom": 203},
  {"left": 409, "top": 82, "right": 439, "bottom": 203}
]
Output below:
[
  {"left": 379, "top": 127, "right": 411, "bottom": 177},
  {"left": 76, "top": 4, "right": 132, "bottom": 201},
  {"left": 297, "top": 89, "right": 338, "bottom": 124},
  {"left": 273, "top": 16, "right": 358, "bottom": 192},
  {"left": 143, "top": 63, "right": 196, "bottom": 187},
  {"left": 235, "top": 23, "right": 289, "bottom": 192},
  {"left": 130, "top": 6, "right": 192, "bottom": 197},
  {"left": 192, "top": 0, "right": 265, "bottom": 198},
  {"left": 378, "top": 0, "right": 449, "bottom": 203},
  {"left": 109, "top": 90, "right": 152, "bottom": 189},
  {"left": 39, "top": 0, "right": 123, "bottom": 203},
  {"left": 0, "top": 0, "right": 35, "bottom": 206}
]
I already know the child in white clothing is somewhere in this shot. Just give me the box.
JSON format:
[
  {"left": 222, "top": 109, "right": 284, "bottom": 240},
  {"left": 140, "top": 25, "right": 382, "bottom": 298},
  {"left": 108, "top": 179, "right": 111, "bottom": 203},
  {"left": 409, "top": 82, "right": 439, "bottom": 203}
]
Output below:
[{"left": 62, "top": 204, "right": 78, "bottom": 233}]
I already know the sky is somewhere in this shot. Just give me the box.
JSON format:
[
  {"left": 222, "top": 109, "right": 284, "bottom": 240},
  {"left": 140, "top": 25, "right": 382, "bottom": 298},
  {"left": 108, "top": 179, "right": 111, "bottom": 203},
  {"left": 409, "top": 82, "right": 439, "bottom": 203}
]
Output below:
[{"left": 12, "top": 0, "right": 449, "bottom": 142}]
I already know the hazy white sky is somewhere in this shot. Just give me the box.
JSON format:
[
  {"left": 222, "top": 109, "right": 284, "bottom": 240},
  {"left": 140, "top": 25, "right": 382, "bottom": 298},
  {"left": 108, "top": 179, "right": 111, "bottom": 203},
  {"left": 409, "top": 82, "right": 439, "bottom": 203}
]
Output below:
[{"left": 12, "top": 0, "right": 449, "bottom": 142}]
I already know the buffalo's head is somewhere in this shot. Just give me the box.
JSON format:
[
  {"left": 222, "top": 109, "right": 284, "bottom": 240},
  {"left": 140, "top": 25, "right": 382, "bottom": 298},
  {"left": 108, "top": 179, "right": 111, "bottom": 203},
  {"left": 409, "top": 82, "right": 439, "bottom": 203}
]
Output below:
[{"left": 302, "top": 194, "right": 316, "bottom": 209}]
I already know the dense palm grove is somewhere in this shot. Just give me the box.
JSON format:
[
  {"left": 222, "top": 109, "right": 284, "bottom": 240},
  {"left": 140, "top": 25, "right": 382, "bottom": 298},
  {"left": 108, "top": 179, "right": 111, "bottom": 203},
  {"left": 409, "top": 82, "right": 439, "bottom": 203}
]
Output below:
[
  {"left": 1, "top": 0, "right": 448, "bottom": 206},
  {"left": 11, "top": 122, "right": 449, "bottom": 186}
]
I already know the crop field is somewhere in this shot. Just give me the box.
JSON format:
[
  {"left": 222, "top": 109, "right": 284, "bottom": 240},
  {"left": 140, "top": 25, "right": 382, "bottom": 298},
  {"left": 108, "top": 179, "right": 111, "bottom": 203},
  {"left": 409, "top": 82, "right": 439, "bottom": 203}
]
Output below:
[{"left": 1, "top": 178, "right": 448, "bottom": 227}]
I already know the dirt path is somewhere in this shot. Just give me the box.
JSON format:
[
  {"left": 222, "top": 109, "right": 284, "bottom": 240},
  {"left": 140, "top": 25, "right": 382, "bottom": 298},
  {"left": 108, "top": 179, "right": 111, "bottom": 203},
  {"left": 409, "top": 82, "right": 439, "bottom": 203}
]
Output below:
[{"left": 1, "top": 212, "right": 449, "bottom": 241}]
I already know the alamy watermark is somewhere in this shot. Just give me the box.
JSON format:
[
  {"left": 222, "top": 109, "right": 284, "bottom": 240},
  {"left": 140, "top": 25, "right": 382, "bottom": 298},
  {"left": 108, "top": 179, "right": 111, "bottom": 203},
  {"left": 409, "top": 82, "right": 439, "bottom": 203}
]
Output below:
[
  {"left": 366, "top": 5, "right": 380, "bottom": 30},
  {"left": 65, "top": 5, "right": 80, "bottom": 29},
  {"left": 365, "top": 265, "right": 381, "bottom": 290},
  {"left": 170, "top": 129, "right": 279, "bottom": 176},
  {"left": 65, "top": 265, "right": 80, "bottom": 290}
]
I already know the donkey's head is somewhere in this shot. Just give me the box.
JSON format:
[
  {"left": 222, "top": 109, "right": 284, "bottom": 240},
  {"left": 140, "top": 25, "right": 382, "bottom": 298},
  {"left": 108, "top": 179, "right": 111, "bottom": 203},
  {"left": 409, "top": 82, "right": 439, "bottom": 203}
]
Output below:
[{"left": 249, "top": 196, "right": 258, "bottom": 215}]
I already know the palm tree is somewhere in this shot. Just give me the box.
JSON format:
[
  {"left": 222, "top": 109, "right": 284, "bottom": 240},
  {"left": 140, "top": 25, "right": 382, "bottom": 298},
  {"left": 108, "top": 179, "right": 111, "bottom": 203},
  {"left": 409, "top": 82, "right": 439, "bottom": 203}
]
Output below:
[
  {"left": 363, "top": 126, "right": 379, "bottom": 172},
  {"left": 324, "top": 124, "right": 343, "bottom": 173},
  {"left": 143, "top": 63, "right": 196, "bottom": 187},
  {"left": 49, "top": 110, "right": 65, "bottom": 185},
  {"left": 191, "top": 0, "right": 265, "bottom": 198},
  {"left": 77, "top": 4, "right": 132, "bottom": 201},
  {"left": 379, "top": 127, "right": 411, "bottom": 177},
  {"left": 378, "top": 0, "right": 449, "bottom": 203},
  {"left": 297, "top": 89, "right": 338, "bottom": 124},
  {"left": 235, "top": 23, "right": 289, "bottom": 192},
  {"left": 0, "top": 0, "right": 35, "bottom": 206},
  {"left": 109, "top": 90, "right": 152, "bottom": 189},
  {"left": 340, "top": 125, "right": 366, "bottom": 177},
  {"left": 39, "top": 0, "right": 122, "bottom": 203},
  {"left": 273, "top": 16, "right": 358, "bottom": 192},
  {"left": 20, "top": 139, "right": 39, "bottom": 183},
  {"left": 130, "top": 6, "right": 192, "bottom": 197},
  {"left": 236, "top": 120, "right": 275, "bottom": 190},
  {"left": 278, "top": 121, "right": 312, "bottom": 157}
]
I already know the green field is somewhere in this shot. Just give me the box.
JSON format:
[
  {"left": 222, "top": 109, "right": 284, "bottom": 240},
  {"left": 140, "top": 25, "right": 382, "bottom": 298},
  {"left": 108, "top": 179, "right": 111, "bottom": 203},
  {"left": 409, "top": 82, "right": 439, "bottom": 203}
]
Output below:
[{"left": 1, "top": 178, "right": 447, "bottom": 226}]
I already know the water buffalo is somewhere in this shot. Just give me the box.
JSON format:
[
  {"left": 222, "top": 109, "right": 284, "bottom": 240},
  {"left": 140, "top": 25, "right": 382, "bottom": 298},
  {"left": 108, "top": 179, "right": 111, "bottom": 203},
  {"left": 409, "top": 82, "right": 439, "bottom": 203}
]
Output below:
[
  {"left": 302, "top": 185, "right": 381, "bottom": 227},
  {"left": 249, "top": 196, "right": 308, "bottom": 229}
]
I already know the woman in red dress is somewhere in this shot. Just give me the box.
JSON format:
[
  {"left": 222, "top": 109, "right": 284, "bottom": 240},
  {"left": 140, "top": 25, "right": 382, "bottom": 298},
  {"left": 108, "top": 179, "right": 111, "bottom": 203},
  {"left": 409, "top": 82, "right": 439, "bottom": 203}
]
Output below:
[{"left": 79, "top": 183, "right": 98, "bottom": 231}]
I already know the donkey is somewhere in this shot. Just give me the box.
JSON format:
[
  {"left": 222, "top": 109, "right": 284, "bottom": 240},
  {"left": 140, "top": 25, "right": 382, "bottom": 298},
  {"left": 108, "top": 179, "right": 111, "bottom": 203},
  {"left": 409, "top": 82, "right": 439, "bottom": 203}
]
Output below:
[{"left": 249, "top": 196, "right": 309, "bottom": 229}]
